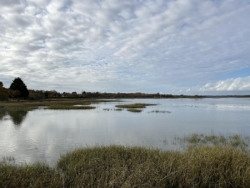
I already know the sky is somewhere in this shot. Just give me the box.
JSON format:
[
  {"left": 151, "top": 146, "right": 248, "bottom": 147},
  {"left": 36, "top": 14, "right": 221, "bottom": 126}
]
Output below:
[{"left": 1, "top": 0, "right": 250, "bottom": 95}]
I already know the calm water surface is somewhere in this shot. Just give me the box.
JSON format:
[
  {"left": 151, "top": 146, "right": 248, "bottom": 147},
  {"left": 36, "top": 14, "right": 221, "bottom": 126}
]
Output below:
[{"left": 0, "top": 98, "right": 250, "bottom": 166}]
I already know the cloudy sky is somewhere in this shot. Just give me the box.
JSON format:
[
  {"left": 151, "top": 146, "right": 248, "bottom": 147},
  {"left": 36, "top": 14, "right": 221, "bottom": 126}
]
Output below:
[{"left": 1, "top": 0, "right": 250, "bottom": 94}]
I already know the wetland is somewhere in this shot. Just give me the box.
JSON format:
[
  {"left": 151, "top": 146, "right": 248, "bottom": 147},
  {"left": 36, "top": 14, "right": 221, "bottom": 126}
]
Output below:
[
  {"left": 1, "top": 97, "right": 250, "bottom": 187},
  {"left": 1, "top": 98, "right": 250, "bottom": 166}
]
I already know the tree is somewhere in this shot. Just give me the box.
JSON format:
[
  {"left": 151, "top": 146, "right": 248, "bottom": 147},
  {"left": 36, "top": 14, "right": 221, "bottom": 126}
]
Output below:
[
  {"left": 0, "top": 81, "right": 3, "bottom": 87},
  {"left": 9, "top": 77, "right": 29, "bottom": 99},
  {"left": 0, "top": 87, "right": 8, "bottom": 101}
]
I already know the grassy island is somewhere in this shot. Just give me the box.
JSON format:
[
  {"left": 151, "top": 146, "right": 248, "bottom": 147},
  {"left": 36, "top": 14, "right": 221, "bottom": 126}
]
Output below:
[
  {"left": 115, "top": 103, "right": 157, "bottom": 109},
  {"left": 115, "top": 103, "right": 157, "bottom": 113}
]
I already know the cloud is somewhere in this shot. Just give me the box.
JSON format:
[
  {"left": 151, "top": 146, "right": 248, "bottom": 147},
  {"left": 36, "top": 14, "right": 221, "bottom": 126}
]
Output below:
[
  {"left": 0, "top": 0, "right": 250, "bottom": 93},
  {"left": 199, "top": 77, "right": 250, "bottom": 92}
]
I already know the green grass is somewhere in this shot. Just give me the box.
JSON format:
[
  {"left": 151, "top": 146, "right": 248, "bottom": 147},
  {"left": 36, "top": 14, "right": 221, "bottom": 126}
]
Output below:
[
  {"left": 2, "top": 144, "right": 250, "bottom": 187},
  {"left": 115, "top": 103, "right": 156, "bottom": 109}
]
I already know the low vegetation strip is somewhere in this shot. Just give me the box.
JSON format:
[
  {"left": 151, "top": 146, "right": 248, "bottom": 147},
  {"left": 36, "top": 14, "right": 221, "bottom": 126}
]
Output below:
[
  {"left": 115, "top": 103, "right": 157, "bottom": 109},
  {"left": 127, "top": 108, "right": 142, "bottom": 113},
  {"left": 0, "top": 99, "right": 114, "bottom": 111},
  {"left": 48, "top": 105, "right": 96, "bottom": 110},
  {"left": 1, "top": 144, "right": 250, "bottom": 187},
  {"left": 175, "top": 133, "right": 250, "bottom": 151}
]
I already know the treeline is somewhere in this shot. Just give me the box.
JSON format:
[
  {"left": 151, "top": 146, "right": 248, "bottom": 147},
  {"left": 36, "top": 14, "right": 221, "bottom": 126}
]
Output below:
[
  {"left": 0, "top": 81, "right": 203, "bottom": 100},
  {"left": 30, "top": 89, "right": 219, "bottom": 99},
  {"left": 25, "top": 90, "right": 205, "bottom": 100},
  {"left": 1, "top": 78, "right": 250, "bottom": 101},
  {"left": 11, "top": 90, "right": 250, "bottom": 100}
]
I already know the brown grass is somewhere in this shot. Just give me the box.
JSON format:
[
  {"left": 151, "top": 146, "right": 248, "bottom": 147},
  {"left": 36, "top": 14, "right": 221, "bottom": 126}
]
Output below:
[{"left": 1, "top": 144, "right": 250, "bottom": 187}]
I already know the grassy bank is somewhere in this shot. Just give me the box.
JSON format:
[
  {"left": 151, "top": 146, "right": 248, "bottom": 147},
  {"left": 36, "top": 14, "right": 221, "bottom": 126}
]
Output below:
[{"left": 1, "top": 143, "right": 250, "bottom": 187}]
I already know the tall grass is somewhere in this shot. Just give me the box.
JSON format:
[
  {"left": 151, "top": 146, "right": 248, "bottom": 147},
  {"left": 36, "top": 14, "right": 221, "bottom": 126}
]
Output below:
[
  {"left": 56, "top": 145, "right": 250, "bottom": 187},
  {"left": 1, "top": 144, "right": 250, "bottom": 187},
  {"left": 0, "top": 162, "right": 62, "bottom": 188}
]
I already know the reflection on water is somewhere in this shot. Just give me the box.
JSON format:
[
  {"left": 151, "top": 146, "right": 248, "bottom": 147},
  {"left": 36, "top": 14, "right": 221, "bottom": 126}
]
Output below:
[
  {"left": 0, "top": 110, "right": 28, "bottom": 126},
  {"left": 0, "top": 110, "right": 7, "bottom": 120},
  {"left": 0, "top": 98, "right": 250, "bottom": 166},
  {"left": 8, "top": 111, "right": 28, "bottom": 126}
]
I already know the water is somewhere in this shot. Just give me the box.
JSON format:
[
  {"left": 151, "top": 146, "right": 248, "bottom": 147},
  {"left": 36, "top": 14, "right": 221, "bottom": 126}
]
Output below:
[{"left": 0, "top": 98, "right": 250, "bottom": 166}]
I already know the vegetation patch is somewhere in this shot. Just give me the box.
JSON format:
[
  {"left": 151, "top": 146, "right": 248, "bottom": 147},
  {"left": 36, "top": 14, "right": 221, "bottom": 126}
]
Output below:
[
  {"left": 56, "top": 145, "right": 250, "bottom": 187},
  {"left": 0, "top": 162, "right": 62, "bottom": 188},
  {"left": 48, "top": 105, "right": 96, "bottom": 110},
  {"left": 149, "top": 110, "right": 171, "bottom": 113},
  {"left": 103, "top": 108, "right": 111, "bottom": 111},
  {"left": 174, "top": 133, "right": 250, "bottom": 151},
  {"left": 114, "top": 108, "right": 123, "bottom": 111},
  {"left": 0, "top": 99, "right": 119, "bottom": 111},
  {"left": 115, "top": 103, "right": 156, "bottom": 109},
  {"left": 127, "top": 109, "right": 142, "bottom": 113}
]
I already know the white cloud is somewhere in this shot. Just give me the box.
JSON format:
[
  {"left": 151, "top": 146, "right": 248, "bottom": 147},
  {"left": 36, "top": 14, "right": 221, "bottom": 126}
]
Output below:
[
  {"left": 199, "top": 77, "right": 250, "bottom": 92},
  {"left": 0, "top": 0, "right": 250, "bottom": 93}
]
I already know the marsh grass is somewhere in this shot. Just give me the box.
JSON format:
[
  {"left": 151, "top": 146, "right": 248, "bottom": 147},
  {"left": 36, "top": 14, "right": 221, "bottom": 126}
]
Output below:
[
  {"left": 103, "top": 108, "right": 111, "bottom": 111},
  {"left": 0, "top": 162, "right": 62, "bottom": 188},
  {"left": 114, "top": 108, "right": 123, "bottom": 111},
  {"left": 2, "top": 143, "right": 250, "bottom": 187},
  {"left": 48, "top": 105, "right": 96, "bottom": 110},
  {"left": 127, "top": 108, "right": 142, "bottom": 113},
  {"left": 115, "top": 103, "right": 156, "bottom": 109},
  {"left": 54, "top": 145, "right": 250, "bottom": 187},
  {"left": 103, "top": 108, "right": 124, "bottom": 111},
  {"left": 149, "top": 110, "right": 171, "bottom": 113},
  {"left": 175, "top": 133, "right": 250, "bottom": 151},
  {"left": 0, "top": 99, "right": 117, "bottom": 111}
]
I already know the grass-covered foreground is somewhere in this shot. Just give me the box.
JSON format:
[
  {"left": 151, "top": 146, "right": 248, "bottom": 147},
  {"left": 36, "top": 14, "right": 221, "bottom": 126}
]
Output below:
[{"left": 2, "top": 143, "right": 250, "bottom": 188}]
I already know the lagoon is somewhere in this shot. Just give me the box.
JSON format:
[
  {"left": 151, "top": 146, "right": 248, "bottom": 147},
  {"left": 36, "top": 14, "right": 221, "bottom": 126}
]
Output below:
[{"left": 0, "top": 98, "right": 250, "bottom": 166}]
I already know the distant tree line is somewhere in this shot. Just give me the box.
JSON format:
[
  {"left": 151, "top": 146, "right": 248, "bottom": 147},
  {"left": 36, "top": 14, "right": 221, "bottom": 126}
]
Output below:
[{"left": 1, "top": 78, "right": 250, "bottom": 101}]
